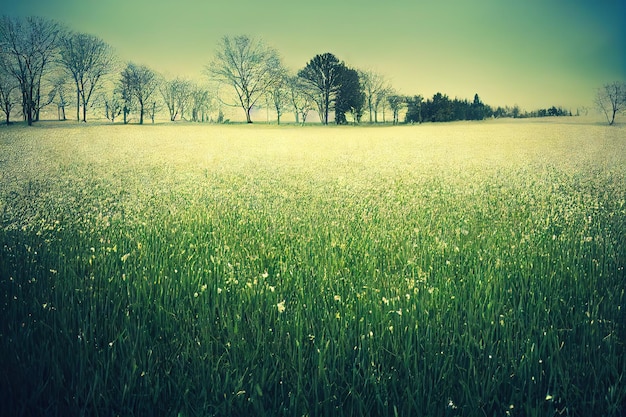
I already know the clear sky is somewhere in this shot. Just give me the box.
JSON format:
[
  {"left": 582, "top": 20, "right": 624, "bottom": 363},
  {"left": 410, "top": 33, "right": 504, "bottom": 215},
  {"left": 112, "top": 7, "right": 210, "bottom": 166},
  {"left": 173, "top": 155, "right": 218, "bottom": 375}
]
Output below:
[{"left": 3, "top": 0, "right": 625, "bottom": 111}]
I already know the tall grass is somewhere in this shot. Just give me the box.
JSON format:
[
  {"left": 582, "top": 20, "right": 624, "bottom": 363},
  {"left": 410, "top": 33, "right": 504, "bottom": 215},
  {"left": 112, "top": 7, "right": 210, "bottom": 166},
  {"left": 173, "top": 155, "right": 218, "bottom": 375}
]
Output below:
[{"left": 1, "top": 121, "right": 624, "bottom": 416}]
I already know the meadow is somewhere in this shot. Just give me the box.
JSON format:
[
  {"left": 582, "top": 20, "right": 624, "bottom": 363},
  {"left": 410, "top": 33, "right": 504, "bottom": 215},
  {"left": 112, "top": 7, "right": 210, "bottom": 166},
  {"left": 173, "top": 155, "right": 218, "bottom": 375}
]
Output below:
[{"left": 0, "top": 119, "right": 624, "bottom": 417}]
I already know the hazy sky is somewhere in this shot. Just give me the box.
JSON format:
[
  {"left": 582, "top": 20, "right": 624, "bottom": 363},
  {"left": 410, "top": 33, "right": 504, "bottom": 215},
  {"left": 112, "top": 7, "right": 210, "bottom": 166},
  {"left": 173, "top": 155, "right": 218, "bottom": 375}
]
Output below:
[{"left": 3, "top": 0, "right": 625, "bottom": 110}]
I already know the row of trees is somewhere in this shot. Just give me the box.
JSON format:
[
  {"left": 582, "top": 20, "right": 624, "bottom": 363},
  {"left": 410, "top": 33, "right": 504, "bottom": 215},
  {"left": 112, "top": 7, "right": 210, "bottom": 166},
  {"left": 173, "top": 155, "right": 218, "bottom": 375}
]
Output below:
[
  {"left": 1, "top": 16, "right": 624, "bottom": 126},
  {"left": 0, "top": 17, "right": 486, "bottom": 126},
  {"left": 0, "top": 16, "right": 215, "bottom": 126}
]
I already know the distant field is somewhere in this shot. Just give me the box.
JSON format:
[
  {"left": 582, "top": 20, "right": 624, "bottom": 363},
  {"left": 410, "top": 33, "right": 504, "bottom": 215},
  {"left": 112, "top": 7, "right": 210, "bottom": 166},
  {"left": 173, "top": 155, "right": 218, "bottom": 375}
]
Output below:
[{"left": 1, "top": 120, "right": 625, "bottom": 417}]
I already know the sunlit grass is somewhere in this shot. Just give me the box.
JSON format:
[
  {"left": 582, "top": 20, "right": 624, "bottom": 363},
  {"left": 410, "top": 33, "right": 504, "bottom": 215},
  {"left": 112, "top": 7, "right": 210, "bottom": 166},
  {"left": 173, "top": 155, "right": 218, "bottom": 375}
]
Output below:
[{"left": 1, "top": 120, "right": 625, "bottom": 416}]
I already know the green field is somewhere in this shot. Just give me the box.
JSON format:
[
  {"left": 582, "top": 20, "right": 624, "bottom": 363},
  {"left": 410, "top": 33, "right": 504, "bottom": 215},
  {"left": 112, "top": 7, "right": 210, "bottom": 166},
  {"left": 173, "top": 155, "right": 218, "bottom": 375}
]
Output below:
[{"left": 1, "top": 120, "right": 625, "bottom": 417}]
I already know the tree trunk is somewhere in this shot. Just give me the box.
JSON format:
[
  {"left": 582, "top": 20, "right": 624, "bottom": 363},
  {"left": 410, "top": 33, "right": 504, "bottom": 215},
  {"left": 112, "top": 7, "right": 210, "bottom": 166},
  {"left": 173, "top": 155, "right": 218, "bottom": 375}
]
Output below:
[
  {"left": 324, "top": 92, "right": 329, "bottom": 125},
  {"left": 82, "top": 97, "right": 87, "bottom": 122},
  {"left": 76, "top": 89, "right": 80, "bottom": 121},
  {"left": 26, "top": 100, "right": 33, "bottom": 125},
  {"left": 246, "top": 107, "right": 252, "bottom": 123},
  {"left": 610, "top": 108, "right": 616, "bottom": 125}
]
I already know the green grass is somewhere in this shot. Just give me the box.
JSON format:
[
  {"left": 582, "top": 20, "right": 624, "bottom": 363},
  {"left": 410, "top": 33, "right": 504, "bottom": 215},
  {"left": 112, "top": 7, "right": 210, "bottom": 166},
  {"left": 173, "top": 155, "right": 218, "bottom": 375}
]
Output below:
[{"left": 1, "top": 120, "right": 625, "bottom": 416}]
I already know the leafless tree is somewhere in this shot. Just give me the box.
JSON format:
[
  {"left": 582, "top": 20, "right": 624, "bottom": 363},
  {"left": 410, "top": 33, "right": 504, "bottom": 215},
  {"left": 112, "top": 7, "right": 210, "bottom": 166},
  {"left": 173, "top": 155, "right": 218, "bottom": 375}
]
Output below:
[
  {"left": 0, "top": 57, "right": 20, "bottom": 124},
  {"left": 0, "top": 16, "right": 62, "bottom": 125},
  {"left": 207, "top": 35, "right": 284, "bottom": 123},
  {"left": 286, "top": 75, "right": 313, "bottom": 125},
  {"left": 160, "top": 77, "right": 192, "bottom": 121},
  {"left": 58, "top": 31, "right": 114, "bottom": 122},
  {"left": 375, "top": 85, "right": 393, "bottom": 123},
  {"left": 267, "top": 70, "right": 289, "bottom": 124},
  {"left": 190, "top": 84, "right": 212, "bottom": 122},
  {"left": 102, "top": 88, "right": 123, "bottom": 123},
  {"left": 120, "top": 62, "right": 159, "bottom": 124},
  {"left": 49, "top": 73, "right": 70, "bottom": 121},
  {"left": 360, "top": 70, "right": 389, "bottom": 123},
  {"left": 595, "top": 81, "right": 626, "bottom": 125}
]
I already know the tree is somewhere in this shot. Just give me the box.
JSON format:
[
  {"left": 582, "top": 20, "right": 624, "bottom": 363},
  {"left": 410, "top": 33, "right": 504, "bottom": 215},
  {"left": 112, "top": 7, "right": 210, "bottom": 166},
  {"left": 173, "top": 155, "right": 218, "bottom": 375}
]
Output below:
[
  {"left": 387, "top": 93, "right": 406, "bottom": 125},
  {"left": 360, "top": 70, "right": 388, "bottom": 123},
  {"left": 405, "top": 95, "right": 423, "bottom": 123},
  {"left": 160, "top": 77, "right": 192, "bottom": 121},
  {"left": 190, "top": 84, "right": 211, "bottom": 122},
  {"left": 267, "top": 70, "right": 289, "bottom": 124},
  {"left": 102, "top": 88, "right": 123, "bottom": 123},
  {"left": 595, "top": 81, "right": 626, "bottom": 125},
  {"left": 335, "top": 66, "right": 364, "bottom": 125},
  {"left": 286, "top": 75, "right": 314, "bottom": 125},
  {"left": 120, "top": 62, "right": 158, "bottom": 124},
  {"left": 207, "top": 35, "right": 283, "bottom": 123},
  {"left": 470, "top": 93, "right": 486, "bottom": 120},
  {"left": 59, "top": 31, "right": 114, "bottom": 122},
  {"left": 0, "top": 16, "right": 62, "bottom": 125},
  {"left": 49, "top": 73, "right": 70, "bottom": 121},
  {"left": 0, "top": 58, "right": 20, "bottom": 124},
  {"left": 298, "top": 53, "right": 342, "bottom": 125}
]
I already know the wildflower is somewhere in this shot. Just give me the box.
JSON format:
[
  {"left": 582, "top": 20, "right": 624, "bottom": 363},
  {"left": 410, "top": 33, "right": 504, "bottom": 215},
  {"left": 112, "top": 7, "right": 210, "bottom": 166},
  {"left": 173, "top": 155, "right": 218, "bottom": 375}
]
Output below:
[
  {"left": 447, "top": 399, "right": 457, "bottom": 409},
  {"left": 334, "top": 295, "right": 341, "bottom": 302},
  {"left": 261, "top": 271, "right": 269, "bottom": 278},
  {"left": 121, "top": 253, "right": 130, "bottom": 262},
  {"left": 277, "top": 300, "right": 286, "bottom": 313},
  {"left": 200, "top": 284, "right": 207, "bottom": 292},
  {"left": 217, "top": 287, "right": 223, "bottom": 294}
]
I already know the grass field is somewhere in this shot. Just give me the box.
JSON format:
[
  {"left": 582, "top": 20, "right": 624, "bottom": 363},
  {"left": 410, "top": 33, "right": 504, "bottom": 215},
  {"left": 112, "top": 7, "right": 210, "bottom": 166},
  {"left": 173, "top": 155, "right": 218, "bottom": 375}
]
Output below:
[{"left": 0, "top": 119, "right": 625, "bottom": 417}]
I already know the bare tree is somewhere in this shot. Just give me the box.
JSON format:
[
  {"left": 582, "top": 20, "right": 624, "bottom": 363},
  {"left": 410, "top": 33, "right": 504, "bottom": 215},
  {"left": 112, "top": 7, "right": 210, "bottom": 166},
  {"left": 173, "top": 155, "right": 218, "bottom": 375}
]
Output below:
[
  {"left": 190, "top": 84, "right": 212, "bottom": 122},
  {"left": 375, "top": 85, "right": 393, "bottom": 123},
  {"left": 360, "top": 70, "right": 388, "bottom": 123},
  {"left": 58, "top": 31, "right": 114, "bottom": 122},
  {"left": 102, "top": 88, "right": 123, "bottom": 123},
  {"left": 207, "top": 35, "right": 283, "bottom": 123},
  {"left": 120, "top": 62, "right": 159, "bottom": 124},
  {"left": 49, "top": 73, "right": 70, "bottom": 121},
  {"left": 268, "top": 70, "right": 289, "bottom": 124},
  {"left": 0, "top": 57, "right": 20, "bottom": 124},
  {"left": 595, "top": 81, "right": 626, "bottom": 125},
  {"left": 286, "top": 75, "right": 313, "bottom": 125},
  {"left": 0, "top": 16, "right": 62, "bottom": 125},
  {"left": 160, "top": 77, "right": 192, "bottom": 121}
]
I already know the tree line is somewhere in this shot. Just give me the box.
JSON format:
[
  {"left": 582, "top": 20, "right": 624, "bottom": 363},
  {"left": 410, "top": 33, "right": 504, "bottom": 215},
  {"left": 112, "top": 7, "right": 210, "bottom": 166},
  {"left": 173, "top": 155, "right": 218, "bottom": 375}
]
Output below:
[{"left": 1, "top": 16, "right": 623, "bottom": 126}]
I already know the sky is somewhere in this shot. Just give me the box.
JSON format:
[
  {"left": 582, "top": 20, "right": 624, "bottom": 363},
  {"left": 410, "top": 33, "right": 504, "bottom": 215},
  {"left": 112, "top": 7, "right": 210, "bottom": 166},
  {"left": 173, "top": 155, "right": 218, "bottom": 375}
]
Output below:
[{"left": 2, "top": 0, "right": 625, "bottom": 111}]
